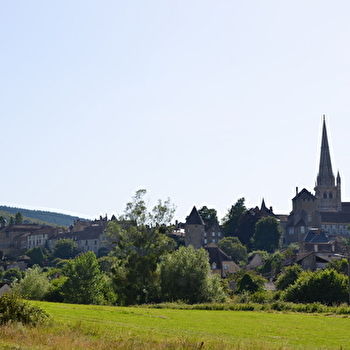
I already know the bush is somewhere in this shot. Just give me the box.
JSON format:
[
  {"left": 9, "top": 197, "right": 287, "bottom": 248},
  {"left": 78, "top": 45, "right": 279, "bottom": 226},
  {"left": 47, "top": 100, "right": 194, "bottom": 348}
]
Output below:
[
  {"left": 0, "top": 292, "right": 50, "bottom": 326},
  {"left": 284, "top": 268, "right": 348, "bottom": 305},
  {"left": 233, "top": 271, "right": 267, "bottom": 294},
  {"left": 13, "top": 266, "right": 50, "bottom": 300},
  {"left": 275, "top": 264, "right": 302, "bottom": 290}
]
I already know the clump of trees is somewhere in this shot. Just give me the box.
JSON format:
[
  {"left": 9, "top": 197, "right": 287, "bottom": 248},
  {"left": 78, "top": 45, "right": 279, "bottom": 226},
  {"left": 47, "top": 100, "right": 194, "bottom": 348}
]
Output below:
[{"left": 159, "top": 246, "right": 227, "bottom": 303}]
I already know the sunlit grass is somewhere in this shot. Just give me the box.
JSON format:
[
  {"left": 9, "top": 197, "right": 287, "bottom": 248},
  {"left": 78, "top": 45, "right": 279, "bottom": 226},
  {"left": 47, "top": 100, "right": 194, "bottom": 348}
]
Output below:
[{"left": 0, "top": 301, "right": 350, "bottom": 349}]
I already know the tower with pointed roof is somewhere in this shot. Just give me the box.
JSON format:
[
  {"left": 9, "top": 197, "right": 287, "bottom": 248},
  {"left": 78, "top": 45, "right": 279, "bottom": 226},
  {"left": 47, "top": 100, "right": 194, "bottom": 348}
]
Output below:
[
  {"left": 314, "top": 116, "right": 342, "bottom": 212},
  {"left": 185, "top": 206, "right": 206, "bottom": 249}
]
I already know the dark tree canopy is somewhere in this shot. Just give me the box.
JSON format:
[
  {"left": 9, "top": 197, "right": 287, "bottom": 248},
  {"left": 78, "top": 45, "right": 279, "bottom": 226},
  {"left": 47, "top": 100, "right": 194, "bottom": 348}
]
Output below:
[
  {"left": 198, "top": 206, "right": 219, "bottom": 228},
  {"left": 26, "top": 247, "right": 45, "bottom": 266},
  {"left": 53, "top": 239, "right": 80, "bottom": 259},
  {"left": 15, "top": 212, "right": 23, "bottom": 225},
  {"left": 252, "top": 216, "right": 282, "bottom": 252},
  {"left": 235, "top": 208, "right": 263, "bottom": 246},
  {"left": 222, "top": 198, "right": 247, "bottom": 237}
]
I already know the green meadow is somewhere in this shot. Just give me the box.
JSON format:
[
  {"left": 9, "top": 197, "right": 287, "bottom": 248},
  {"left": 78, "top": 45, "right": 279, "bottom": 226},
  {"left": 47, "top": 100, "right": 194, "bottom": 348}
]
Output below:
[{"left": 1, "top": 301, "right": 350, "bottom": 350}]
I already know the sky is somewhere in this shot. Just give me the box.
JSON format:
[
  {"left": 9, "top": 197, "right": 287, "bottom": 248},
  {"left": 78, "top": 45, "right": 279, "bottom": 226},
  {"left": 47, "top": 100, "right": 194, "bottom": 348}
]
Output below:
[{"left": 1, "top": 1, "right": 350, "bottom": 222}]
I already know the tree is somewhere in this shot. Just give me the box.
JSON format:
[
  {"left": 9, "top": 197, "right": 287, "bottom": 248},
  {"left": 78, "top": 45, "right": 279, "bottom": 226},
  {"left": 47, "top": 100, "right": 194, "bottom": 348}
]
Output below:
[
  {"left": 235, "top": 208, "right": 263, "bottom": 246},
  {"left": 252, "top": 216, "right": 282, "bottom": 252},
  {"left": 233, "top": 271, "right": 267, "bottom": 294},
  {"left": 150, "top": 198, "right": 176, "bottom": 227},
  {"left": 3, "top": 268, "right": 23, "bottom": 284},
  {"left": 15, "top": 212, "right": 23, "bottom": 225},
  {"left": 198, "top": 206, "right": 219, "bottom": 228},
  {"left": 275, "top": 264, "right": 303, "bottom": 291},
  {"left": 218, "top": 237, "right": 247, "bottom": 264},
  {"left": 107, "top": 223, "right": 175, "bottom": 305},
  {"left": 26, "top": 247, "right": 45, "bottom": 266},
  {"left": 284, "top": 269, "right": 348, "bottom": 305},
  {"left": 122, "top": 189, "right": 148, "bottom": 225},
  {"left": 13, "top": 265, "right": 50, "bottom": 300},
  {"left": 159, "top": 246, "right": 227, "bottom": 303},
  {"left": 61, "top": 251, "right": 110, "bottom": 305},
  {"left": 121, "top": 189, "right": 176, "bottom": 227},
  {"left": 222, "top": 198, "right": 247, "bottom": 237},
  {"left": 53, "top": 239, "right": 80, "bottom": 259}
]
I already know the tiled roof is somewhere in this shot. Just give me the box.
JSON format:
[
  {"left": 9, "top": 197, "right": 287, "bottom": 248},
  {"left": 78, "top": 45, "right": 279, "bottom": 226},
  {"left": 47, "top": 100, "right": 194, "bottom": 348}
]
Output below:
[
  {"left": 303, "top": 229, "right": 329, "bottom": 243},
  {"left": 185, "top": 206, "right": 205, "bottom": 225},
  {"left": 205, "top": 242, "right": 233, "bottom": 269},
  {"left": 293, "top": 188, "right": 316, "bottom": 201}
]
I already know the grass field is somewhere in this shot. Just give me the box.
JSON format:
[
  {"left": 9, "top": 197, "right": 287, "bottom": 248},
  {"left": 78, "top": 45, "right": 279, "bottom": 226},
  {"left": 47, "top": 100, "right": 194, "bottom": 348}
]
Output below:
[{"left": 0, "top": 301, "right": 350, "bottom": 349}]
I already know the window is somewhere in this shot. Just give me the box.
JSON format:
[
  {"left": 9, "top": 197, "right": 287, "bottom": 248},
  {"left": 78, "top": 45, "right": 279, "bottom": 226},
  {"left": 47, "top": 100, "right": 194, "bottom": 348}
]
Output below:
[
  {"left": 329, "top": 192, "right": 333, "bottom": 199},
  {"left": 301, "top": 226, "right": 305, "bottom": 234},
  {"left": 86, "top": 241, "right": 88, "bottom": 245},
  {"left": 211, "top": 262, "right": 217, "bottom": 269},
  {"left": 204, "top": 238, "right": 207, "bottom": 244},
  {"left": 223, "top": 264, "right": 229, "bottom": 270},
  {"left": 212, "top": 232, "right": 215, "bottom": 237},
  {"left": 95, "top": 240, "right": 97, "bottom": 245},
  {"left": 324, "top": 192, "right": 327, "bottom": 198}
]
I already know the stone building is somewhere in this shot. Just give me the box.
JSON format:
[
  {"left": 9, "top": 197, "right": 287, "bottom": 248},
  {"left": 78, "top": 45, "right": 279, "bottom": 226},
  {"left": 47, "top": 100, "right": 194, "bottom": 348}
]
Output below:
[
  {"left": 184, "top": 206, "right": 222, "bottom": 248},
  {"left": 286, "top": 117, "right": 350, "bottom": 244}
]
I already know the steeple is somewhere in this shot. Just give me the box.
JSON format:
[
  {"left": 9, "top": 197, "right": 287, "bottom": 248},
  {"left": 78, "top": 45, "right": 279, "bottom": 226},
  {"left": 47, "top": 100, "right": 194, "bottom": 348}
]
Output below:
[
  {"left": 316, "top": 116, "right": 335, "bottom": 187},
  {"left": 314, "top": 116, "right": 342, "bottom": 212}
]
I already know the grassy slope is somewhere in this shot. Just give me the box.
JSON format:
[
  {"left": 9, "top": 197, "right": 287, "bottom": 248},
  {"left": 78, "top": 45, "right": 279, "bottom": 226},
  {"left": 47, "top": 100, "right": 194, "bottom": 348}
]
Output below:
[{"left": 4, "top": 302, "right": 346, "bottom": 350}]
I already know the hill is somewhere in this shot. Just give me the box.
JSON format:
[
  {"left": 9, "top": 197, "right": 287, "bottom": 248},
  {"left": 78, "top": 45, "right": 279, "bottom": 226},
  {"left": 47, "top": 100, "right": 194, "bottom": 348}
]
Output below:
[{"left": 0, "top": 206, "right": 88, "bottom": 227}]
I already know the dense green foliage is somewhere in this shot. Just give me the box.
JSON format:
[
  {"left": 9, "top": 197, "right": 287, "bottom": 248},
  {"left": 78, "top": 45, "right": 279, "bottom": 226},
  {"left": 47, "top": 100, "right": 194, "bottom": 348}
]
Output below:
[
  {"left": 233, "top": 271, "right": 267, "bottom": 294},
  {"left": 3, "top": 267, "right": 23, "bottom": 283},
  {"left": 198, "top": 206, "right": 219, "bottom": 228},
  {"left": 252, "top": 216, "right": 282, "bottom": 252},
  {"left": 61, "top": 251, "right": 113, "bottom": 304},
  {"left": 222, "top": 198, "right": 247, "bottom": 237},
  {"left": 13, "top": 265, "right": 50, "bottom": 300},
  {"left": 53, "top": 238, "right": 80, "bottom": 259},
  {"left": 26, "top": 247, "right": 45, "bottom": 266},
  {"left": 284, "top": 268, "right": 348, "bottom": 305},
  {"left": 0, "top": 292, "right": 50, "bottom": 325},
  {"left": 218, "top": 236, "right": 247, "bottom": 264},
  {"left": 159, "top": 246, "right": 227, "bottom": 303},
  {"left": 275, "top": 264, "right": 303, "bottom": 290}
]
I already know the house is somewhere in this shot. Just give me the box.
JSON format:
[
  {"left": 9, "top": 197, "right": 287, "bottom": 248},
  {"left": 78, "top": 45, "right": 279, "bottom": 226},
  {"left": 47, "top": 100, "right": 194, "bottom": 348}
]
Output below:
[{"left": 204, "top": 242, "right": 240, "bottom": 277}]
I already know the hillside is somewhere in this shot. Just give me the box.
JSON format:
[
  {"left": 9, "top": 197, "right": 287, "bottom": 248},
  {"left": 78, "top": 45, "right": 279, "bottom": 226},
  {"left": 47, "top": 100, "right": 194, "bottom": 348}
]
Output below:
[{"left": 0, "top": 206, "right": 88, "bottom": 227}]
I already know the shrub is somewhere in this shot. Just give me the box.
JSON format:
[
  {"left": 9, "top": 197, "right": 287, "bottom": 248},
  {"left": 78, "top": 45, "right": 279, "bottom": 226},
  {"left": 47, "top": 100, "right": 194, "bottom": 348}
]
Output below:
[
  {"left": 234, "top": 271, "right": 267, "bottom": 294},
  {"left": 0, "top": 292, "right": 50, "bottom": 326},
  {"left": 284, "top": 268, "right": 348, "bottom": 305},
  {"left": 13, "top": 265, "right": 50, "bottom": 300},
  {"left": 275, "top": 264, "right": 303, "bottom": 290}
]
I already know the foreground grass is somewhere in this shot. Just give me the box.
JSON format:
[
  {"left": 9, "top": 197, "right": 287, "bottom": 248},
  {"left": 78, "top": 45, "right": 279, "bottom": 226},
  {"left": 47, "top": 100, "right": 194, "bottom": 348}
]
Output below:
[{"left": 0, "top": 301, "right": 350, "bottom": 349}]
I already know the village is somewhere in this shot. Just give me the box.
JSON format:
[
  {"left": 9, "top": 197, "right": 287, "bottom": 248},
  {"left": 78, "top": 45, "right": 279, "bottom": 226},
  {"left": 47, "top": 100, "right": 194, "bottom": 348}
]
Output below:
[{"left": 0, "top": 117, "right": 349, "bottom": 281}]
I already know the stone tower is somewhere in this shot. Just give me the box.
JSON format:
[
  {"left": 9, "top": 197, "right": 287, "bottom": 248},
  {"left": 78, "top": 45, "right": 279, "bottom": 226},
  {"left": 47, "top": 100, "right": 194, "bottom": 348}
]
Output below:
[
  {"left": 314, "top": 116, "right": 342, "bottom": 212},
  {"left": 185, "top": 206, "right": 205, "bottom": 249}
]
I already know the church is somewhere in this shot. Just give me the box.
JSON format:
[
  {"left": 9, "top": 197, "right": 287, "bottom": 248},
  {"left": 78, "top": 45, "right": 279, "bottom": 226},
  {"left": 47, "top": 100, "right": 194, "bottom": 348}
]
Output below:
[{"left": 286, "top": 116, "right": 350, "bottom": 244}]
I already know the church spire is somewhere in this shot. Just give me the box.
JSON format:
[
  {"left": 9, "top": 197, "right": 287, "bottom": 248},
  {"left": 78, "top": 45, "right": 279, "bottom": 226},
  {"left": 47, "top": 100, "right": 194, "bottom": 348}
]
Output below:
[{"left": 317, "top": 115, "right": 335, "bottom": 187}]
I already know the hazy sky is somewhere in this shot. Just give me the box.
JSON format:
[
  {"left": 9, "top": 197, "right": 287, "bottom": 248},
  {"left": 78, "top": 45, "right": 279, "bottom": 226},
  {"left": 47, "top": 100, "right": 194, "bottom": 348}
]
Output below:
[{"left": 2, "top": 1, "right": 350, "bottom": 222}]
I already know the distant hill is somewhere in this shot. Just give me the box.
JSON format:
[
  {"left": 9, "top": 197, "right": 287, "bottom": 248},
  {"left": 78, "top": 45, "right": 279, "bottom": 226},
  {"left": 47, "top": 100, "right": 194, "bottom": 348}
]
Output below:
[{"left": 0, "top": 206, "right": 89, "bottom": 227}]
